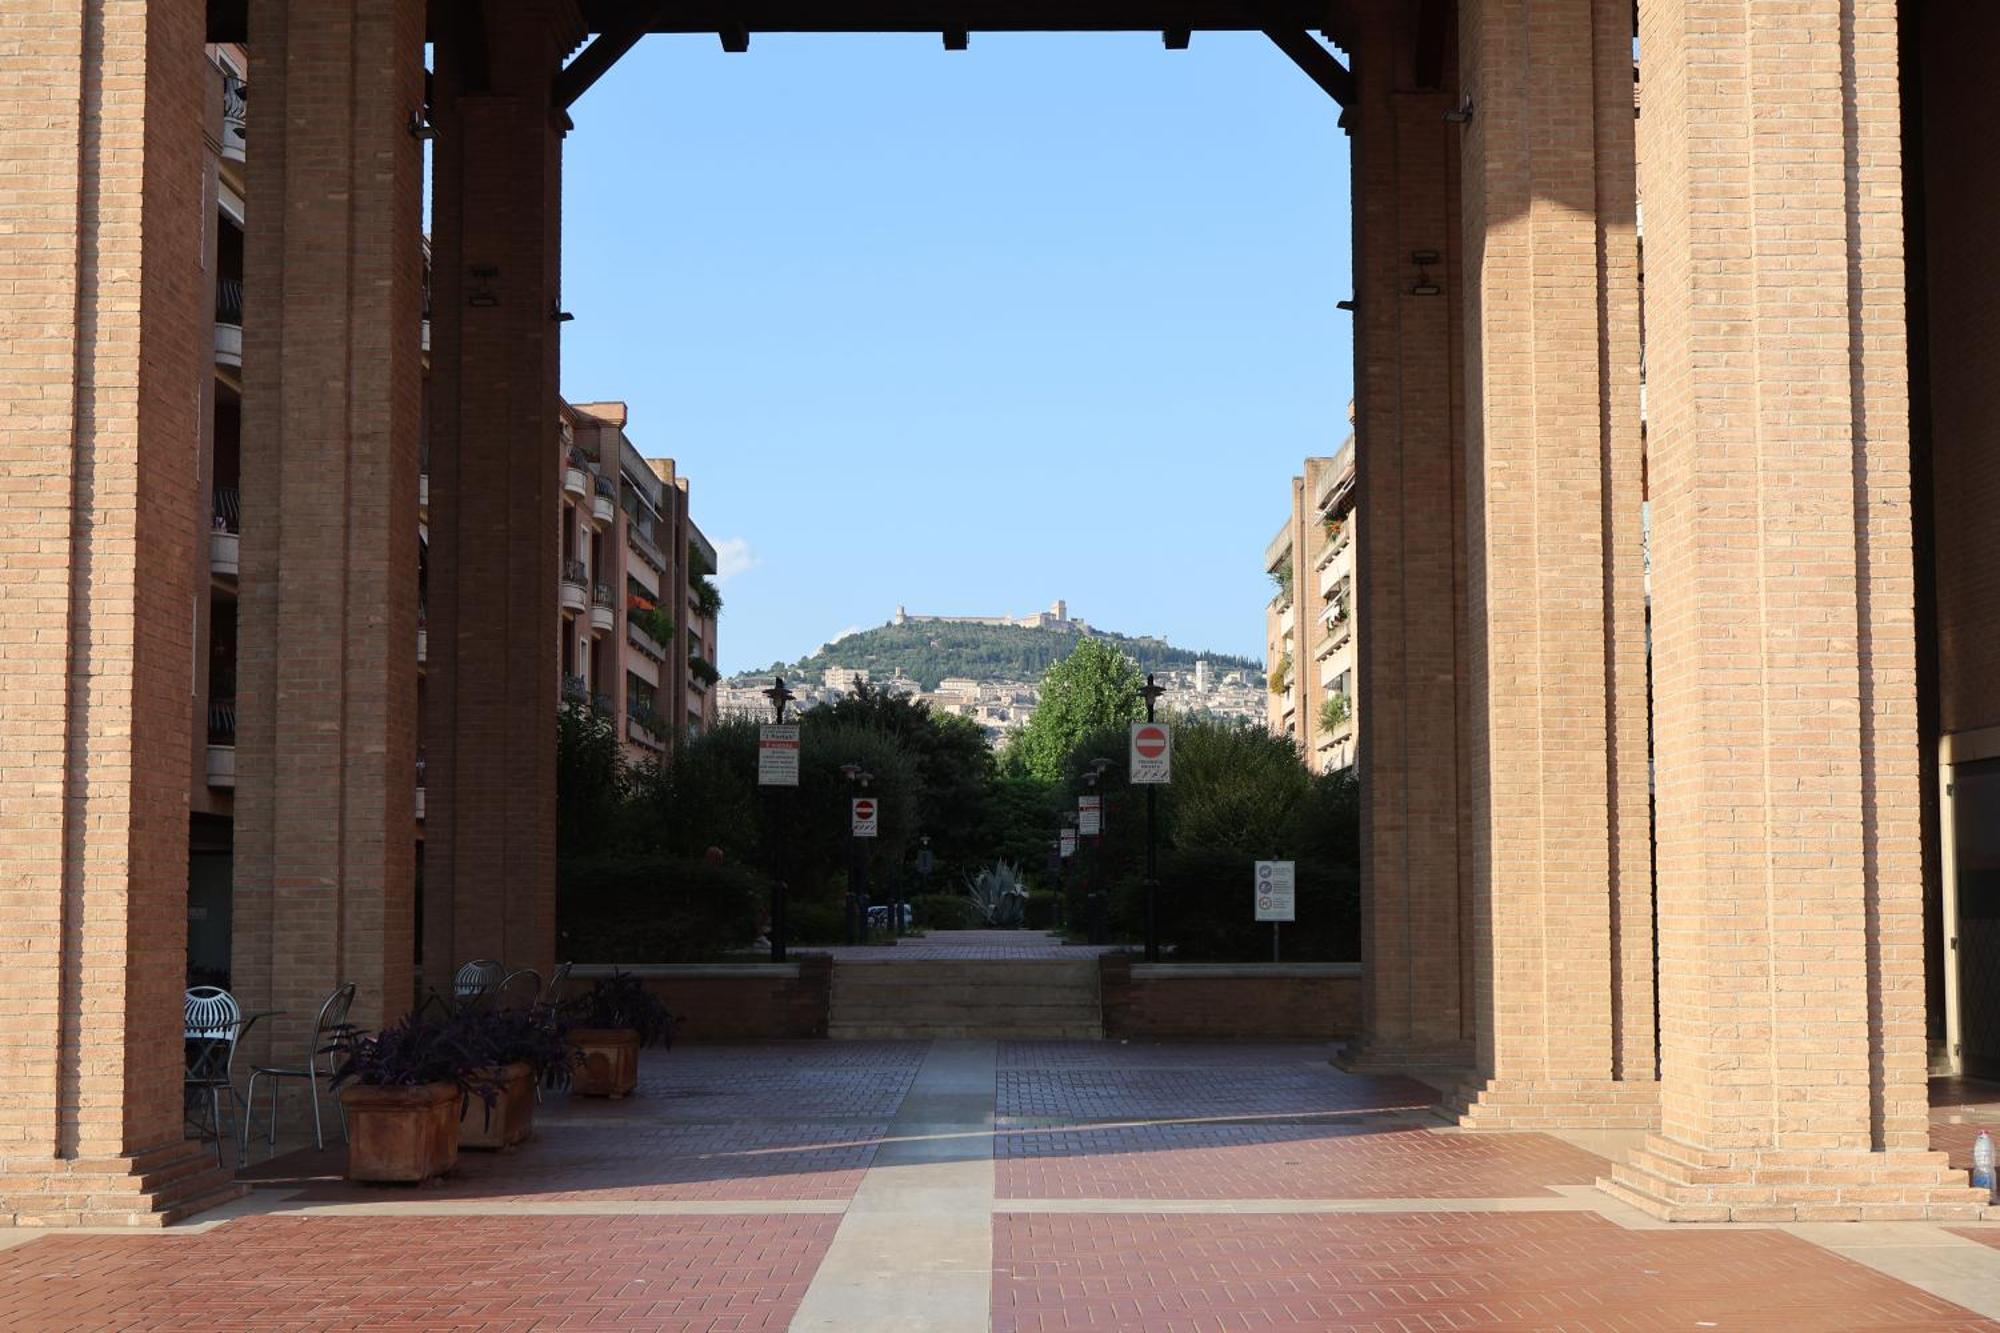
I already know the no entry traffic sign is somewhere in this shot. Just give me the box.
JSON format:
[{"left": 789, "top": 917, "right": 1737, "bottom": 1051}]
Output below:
[
  {"left": 1130, "top": 722, "right": 1172, "bottom": 784},
  {"left": 851, "top": 798, "right": 878, "bottom": 839}
]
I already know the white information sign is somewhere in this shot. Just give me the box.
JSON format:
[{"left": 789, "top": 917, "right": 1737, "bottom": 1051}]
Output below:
[
  {"left": 1130, "top": 722, "right": 1173, "bottom": 784},
  {"left": 1255, "top": 860, "right": 1297, "bottom": 922},
  {"left": 1060, "top": 828, "right": 1078, "bottom": 858},
  {"left": 1078, "top": 794, "right": 1102, "bottom": 837},
  {"left": 851, "top": 797, "right": 879, "bottom": 839},
  {"left": 758, "top": 724, "right": 800, "bottom": 787}
]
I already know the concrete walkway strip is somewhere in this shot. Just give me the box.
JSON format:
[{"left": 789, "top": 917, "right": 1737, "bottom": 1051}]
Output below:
[{"left": 790, "top": 1039, "right": 997, "bottom": 1333}]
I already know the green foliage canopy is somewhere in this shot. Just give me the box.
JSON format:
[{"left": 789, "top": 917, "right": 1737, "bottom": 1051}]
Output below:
[{"left": 1004, "top": 638, "right": 1145, "bottom": 782}]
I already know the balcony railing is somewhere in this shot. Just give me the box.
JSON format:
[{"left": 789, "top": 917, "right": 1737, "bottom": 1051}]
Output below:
[
  {"left": 562, "top": 557, "right": 587, "bottom": 584},
  {"left": 220, "top": 74, "right": 247, "bottom": 162},
  {"left": 216, "top": 277, "right": 243, "bottom": 325},
  {"left": 207, "top": 697, "right": 237, "bottom": 746},
  {"left": 213, "top": 487, "right": 240, "bottom": 534},
  {"left": 561, "top": 673, "right": 589, "bottom": 705}
]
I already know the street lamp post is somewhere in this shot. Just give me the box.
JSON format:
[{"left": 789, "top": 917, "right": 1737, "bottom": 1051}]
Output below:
[
  {"left": 840, "top": 762, "right": 873, "bottom": 944},
  {"left": 911, "top": 835, "right": 933, "bottom": 939},
  {"left": 1140, "top": 673, "right": 1167, "bottom": 962},
  {"left": 761, "top": 676, "right": 797, "bottom": 962},
  {"left": 1083, "top": 758, "right": 1112, "bottom": 947}
]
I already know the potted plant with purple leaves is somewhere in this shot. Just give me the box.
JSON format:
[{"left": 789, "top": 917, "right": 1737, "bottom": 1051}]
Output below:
[
  {"left": 330, "top": 1014, "right": 498, "bottom": 1182},
  {"left": 456, "top": 1007, "right": 575, "bottom": 1149},
  {"left": 562, "top": 972, "right": 675, "bottom": 1098}
]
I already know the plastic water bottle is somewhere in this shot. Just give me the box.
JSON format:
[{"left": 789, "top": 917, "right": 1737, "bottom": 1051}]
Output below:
[{"left": 1973, "top": 1130, "right": 1996, "bottom": 1202}]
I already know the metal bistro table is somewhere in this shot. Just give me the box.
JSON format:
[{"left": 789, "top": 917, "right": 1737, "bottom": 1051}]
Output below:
[{"left": 183, "top": 1008, "right": 280, "bottom": 1165}]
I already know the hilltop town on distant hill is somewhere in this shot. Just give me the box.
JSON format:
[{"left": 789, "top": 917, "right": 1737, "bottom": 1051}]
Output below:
[{"left": 719, "top": 603, "right": 1267, "bottom": 745}]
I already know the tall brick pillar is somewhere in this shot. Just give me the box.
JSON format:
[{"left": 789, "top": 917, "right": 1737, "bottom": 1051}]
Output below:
[
  {"left": 1446, "top": 0, "right": 1659, "bottom": 1130},
  {"left": 0, "top": 0, "right": 239, "bottom": 1223},
  {"left": 235, "top": 0, "right": 426, "bottom": 1041},
  {"left": 1340, "top": 1, "right": 1477, "bottom": 1075},
  {"left": 422, "top": 1, "right": 576, "bottom": 983},
  {"left": 1604, "top": 0, "right": 1979, "bottom": 1220}
]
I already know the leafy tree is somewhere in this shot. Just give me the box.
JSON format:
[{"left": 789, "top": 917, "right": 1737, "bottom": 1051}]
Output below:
[
  {"left": 767, "top": 621, "right": 1259, "bottom": 694},
  {"left": 556, "top": 701, "right": 626, "bottom": 855},
  {"left": 814, "top": 685, "right": 995, "bottom": 880},
  {"left": 1005, "top": 638, "right": 1145, "bottom": 782}
]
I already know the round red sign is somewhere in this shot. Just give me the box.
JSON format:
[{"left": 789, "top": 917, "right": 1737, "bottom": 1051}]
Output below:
[
  {"left": 854, "top": 799, "right": 875, "bottom": 819},
  {"left": 1135, "top": 726, "right": 1168, "bottom": 759}
]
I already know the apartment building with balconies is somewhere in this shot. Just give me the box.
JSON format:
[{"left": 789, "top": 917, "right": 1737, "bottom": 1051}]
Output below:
[
  {"left": 1263, "top": 433, "right": 1358, "bottom": 774},
  {"left": 561, "top": 403, "right": 721, "bottom": 762}
]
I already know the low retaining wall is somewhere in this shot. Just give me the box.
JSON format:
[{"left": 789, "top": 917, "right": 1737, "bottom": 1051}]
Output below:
[
  {"left": 573, "top": 959, "right": 832, "bottom": 1041},
  {"left": 1099, "top": 958, "right": 1361, "bottom": 1040}
]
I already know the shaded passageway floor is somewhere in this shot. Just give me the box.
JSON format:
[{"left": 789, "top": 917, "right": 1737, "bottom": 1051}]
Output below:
[{"left": 2, "top": 1043, "right": 2000, "bottom": 1328}]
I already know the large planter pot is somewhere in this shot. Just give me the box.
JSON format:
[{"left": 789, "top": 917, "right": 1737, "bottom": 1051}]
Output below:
[
  {"left": 568, "top": 1028, "right": 641, "bottom": 1098},
  {"left": 339, "top": 1081, "right": 461, "bottom": 1183},
  {"left": 460, "top": 1062, "right": 535, "bottom": 1150}
]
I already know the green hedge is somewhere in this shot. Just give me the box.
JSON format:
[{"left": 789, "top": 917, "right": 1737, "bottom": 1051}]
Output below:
[
  {"left": 911, "top": 893, "right": 977, "bottom": 931},
  {"left": 557, "top": 853, "right": 766, "bottom": 962}
]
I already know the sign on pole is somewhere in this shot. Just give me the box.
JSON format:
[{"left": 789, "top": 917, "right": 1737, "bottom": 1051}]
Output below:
[
  {"left": 1254, "top": 860, "right": 1296, "bottom": 922},
  {"left": 1130, "top": 722, "right": 1173, "bottom": 784},
  {"left": 1078, "top": 794, "right": 1102, "bottom": 837},
  {"left": 758, "top": 724, "right": 801, "bottom": 786},
  {"left": 916, "top": 848, "right": 934, "bottom": 876},
  {"left": 851, "top": 797, "right": 879, "bottom": 839},
  {"left": 1060, "top": 828, "right": 1077, "bottom": 858}
]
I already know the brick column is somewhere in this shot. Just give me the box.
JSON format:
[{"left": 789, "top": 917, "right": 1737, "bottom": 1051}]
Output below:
[
  {"left": 235, "top": 0, "right": 426, "bottom": 1041},
  {"left": 1604, "top": 0, "right": 1979, "bottom": 1220},
  {"left": 0, "top": 0, "right": 239, "bottom": 1223},
  {"left": 422, "top": 1, "right": 577, "bottom": 983},
  {"left": 1447, "top": 0, "right": 1658, "bottom": 1131},
  {"left": 1340, "top": 4, "right": 1477, "bottom": 1075}
]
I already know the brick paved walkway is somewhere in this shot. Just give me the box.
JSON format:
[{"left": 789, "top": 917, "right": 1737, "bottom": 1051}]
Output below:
[{"left": 1, "top": 1042, "right": 1997, "bottom": 1329}]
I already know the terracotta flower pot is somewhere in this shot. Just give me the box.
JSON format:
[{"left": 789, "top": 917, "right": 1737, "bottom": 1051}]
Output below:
[
  {"left": 568, "top": 1028, "right": 641, "bottom": 1098},
  {"left": 460, "top": 1061, "right": 535, "bottom": 1150},
  {"left": 339, "top": 1081, "right": 461, "bottom": 1182}
]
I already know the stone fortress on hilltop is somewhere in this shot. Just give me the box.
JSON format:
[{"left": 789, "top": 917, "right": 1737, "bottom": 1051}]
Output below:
[{"left": 892, "top": 599, "right": 1093, "bottom": 635}]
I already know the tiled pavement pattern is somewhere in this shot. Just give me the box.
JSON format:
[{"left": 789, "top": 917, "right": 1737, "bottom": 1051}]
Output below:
[
  {"left": 1, "top": 1034, "right": 1998, "bottom": 1327},
  {"left": 992, "top": 1212, "right": 1997, "bottom": 1332}
]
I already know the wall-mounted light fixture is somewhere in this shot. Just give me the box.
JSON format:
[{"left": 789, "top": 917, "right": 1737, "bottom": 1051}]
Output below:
[
  {"left": 942, "top": 29, "right": 968, "bottom": 49},
  {"left": 551, "top": 299, "right": 575, "bottom": 323},
  {"left": 407, "top": 110, "right": 438, "bottom": 140},
  {"left": 1335, "top": 298, "right": 1356, "bottom": 312},
  {"left": 1444, "top": 95, "right": 1475, "bottom": 124},
  {"left": 1410, "top": 250, "right": 1442, "bottom": 296},
  {"left": 467, "top": 265, "right": 499, "bottom": 308}
]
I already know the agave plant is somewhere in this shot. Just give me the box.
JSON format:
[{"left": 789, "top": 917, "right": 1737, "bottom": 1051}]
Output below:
[{"left": 964, "top": 860, "right": 1030, "bottom": 929}]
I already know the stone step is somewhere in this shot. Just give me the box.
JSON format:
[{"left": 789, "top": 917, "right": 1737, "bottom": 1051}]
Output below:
[{"left": 829, "top": 1022, "right": 1103, "bottom": 1040}]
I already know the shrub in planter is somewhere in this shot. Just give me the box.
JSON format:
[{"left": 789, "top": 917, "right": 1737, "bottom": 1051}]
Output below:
[
  {"left": 331, "top": 1015, "right": 497, "bottom": 1182},
  {"left": 563, "top": 972, "right": 675, "bottom": 1099},
  {"left": 456, "top": 1008, "right": 574, "bottom": 1149},
  {"left": 1023, "top": 889, "right": 1061, "bottom": 931}
]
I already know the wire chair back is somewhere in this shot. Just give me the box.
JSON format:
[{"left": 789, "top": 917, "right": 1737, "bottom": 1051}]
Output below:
[
  {"left": 313, "top": 982, "right": 359, "bottom": 1058},
  {"left": 185, "top": 986, "right": 241, "bottom": 1045},
  {"left": 495, "top": 967, "right": 542, "bottom": 1011},
  {"left": 538, "top": 960, "right": 574, "bottom": 1015},
  {"left": 453, "top": 958, "right": 505, "bottom": 1007}
]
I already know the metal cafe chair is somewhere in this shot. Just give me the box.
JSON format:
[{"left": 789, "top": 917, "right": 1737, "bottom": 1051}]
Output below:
[
  {"left": 535, "top": 960, "right": 574, "bottom": 1017},
  {"left": 244, "top": 982, "right": 357, "bottom": 1154},
  {"left": 453, "top": 958, "right": 505, "bottom": 1010},
  {"left": 495, "top": 966, "right": 543, "bottom": 1011},
  {"left": 184, "top": 987, "right": 255, "bottom": 1166}
]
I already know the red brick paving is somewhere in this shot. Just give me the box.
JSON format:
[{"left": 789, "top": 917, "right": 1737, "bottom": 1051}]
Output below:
[
  {"left": 0, "top": 1214, "right": 837, "bottom": 1330},
  {"left": 997, "top": 1123, "right": 1607, "bottom": 1200},
  {"left": 992, "top": 1211, "right": 1994, "bottom": 1332},
  {"left": 997, "top": 1067, "right": 1437, "bottom": 1122}
]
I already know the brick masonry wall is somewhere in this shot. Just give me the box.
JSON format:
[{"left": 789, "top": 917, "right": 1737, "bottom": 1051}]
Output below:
[
  {"left": 1346, "top": 0, "right": 1474, "bottom": 1069},
  {"left": 1101, "top": 959, "right": 1361, "bottom": 1041},
  {"left": 0, "top": 0, "right": 243, "bottom": 1214},
  {"left": 578, "top": 960, "right": 832, "bottom": 1041}
]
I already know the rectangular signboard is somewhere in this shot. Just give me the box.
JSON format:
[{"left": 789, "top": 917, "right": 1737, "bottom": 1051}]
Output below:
[
  {"left": 758, "top": 724, "right": 800, "bottom": 786},
  {"left": 1255, "top": 860, "right": 1296, "bottom": 922},
  {"left": 1078, "top": 794, "right": 1102, "bottom": 837},
  {"left": 1130, "top": 722, "right": 1173, "bottom": 784},
  {"left": 851, "top": 797, "right": 879, "bottom": 838},
  {"left": 1060, "top": 829, "right": 1077, "bottom": 858}
]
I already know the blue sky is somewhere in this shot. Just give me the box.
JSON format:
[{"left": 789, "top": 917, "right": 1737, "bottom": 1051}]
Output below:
[{"left": 560, "top": 31, "right": 1353, "bottom": 674}]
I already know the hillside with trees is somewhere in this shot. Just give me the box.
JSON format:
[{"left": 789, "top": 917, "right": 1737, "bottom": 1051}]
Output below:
[{"left": 760, "top": 620, "right": 1260, "bottom": 691}]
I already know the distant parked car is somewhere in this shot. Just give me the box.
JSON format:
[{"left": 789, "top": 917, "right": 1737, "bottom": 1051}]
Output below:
[{"left": 867, "top": 903, "right": 914, "bottom": 932}]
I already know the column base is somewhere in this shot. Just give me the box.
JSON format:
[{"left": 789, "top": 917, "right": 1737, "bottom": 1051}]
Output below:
[
  {"left": 1602, "top": 1135, "right": 1990, "bottom": 1223},
  {"left": 1448, "top": 1077, "right": 1661, "bottom": 1131},
  {"left": 0, "top": 1143, "right": 245, "bottom": 1227},
  {"left": 1333, "top": 1038, "right": 1475, "bottom": 1083}
]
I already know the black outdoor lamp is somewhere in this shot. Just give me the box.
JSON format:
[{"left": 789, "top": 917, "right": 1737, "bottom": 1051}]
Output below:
[
  {"left": 1083, "top": 759, "right": 1113, "bottom": 947},
  {"left": 1139, "top": 673, "right": 1168, "bottom": 962},
  {"left": 761, "top": 676, "right": 798, "bottom": 961}
]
